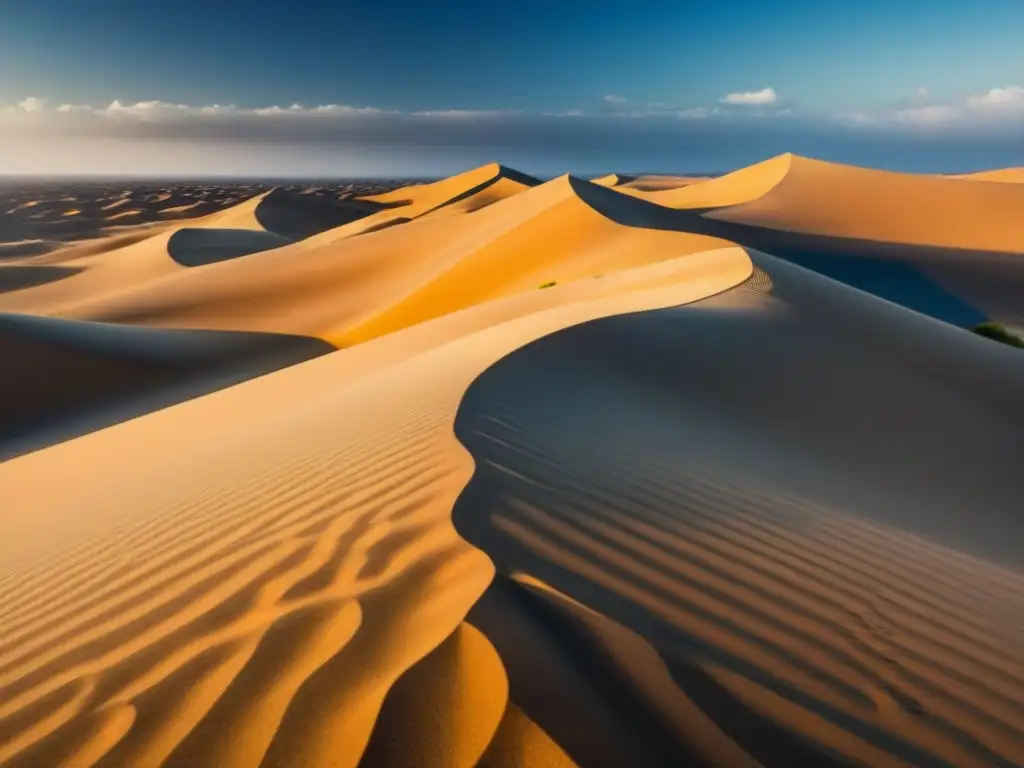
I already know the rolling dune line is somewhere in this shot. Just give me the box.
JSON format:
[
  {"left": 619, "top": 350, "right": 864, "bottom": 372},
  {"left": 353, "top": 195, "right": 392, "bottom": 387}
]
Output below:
[
  {"left": 0, "top": 244, "right": 749, "bottom": 765},
  {"left": 451, "top": 253, "right": 1024, "bottom": 767}
]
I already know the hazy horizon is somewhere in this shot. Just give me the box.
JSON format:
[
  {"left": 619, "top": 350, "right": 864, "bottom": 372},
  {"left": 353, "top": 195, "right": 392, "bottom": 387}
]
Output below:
[{"left": 2, "top": 1, "right": 1023, "bottom": 176}]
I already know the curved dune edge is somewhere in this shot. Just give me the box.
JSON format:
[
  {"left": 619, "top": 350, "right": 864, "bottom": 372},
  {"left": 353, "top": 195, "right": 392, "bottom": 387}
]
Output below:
[
  {"left": 450, "top": 252, "right": 1024, "bottom": 767},
  {"left": 0, "top": 246, "right": 750, "bottom": 765}
]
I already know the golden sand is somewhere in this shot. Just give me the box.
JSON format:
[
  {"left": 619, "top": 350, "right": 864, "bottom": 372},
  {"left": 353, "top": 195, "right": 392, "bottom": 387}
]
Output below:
[{"left": 0, "top": 158, "right": 1022, "bottom": 766}]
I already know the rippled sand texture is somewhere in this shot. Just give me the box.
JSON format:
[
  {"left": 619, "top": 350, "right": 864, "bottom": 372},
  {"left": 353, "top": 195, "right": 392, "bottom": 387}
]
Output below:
[{"left": 1, "top": 157, "right": 1023, "bottom": 766}]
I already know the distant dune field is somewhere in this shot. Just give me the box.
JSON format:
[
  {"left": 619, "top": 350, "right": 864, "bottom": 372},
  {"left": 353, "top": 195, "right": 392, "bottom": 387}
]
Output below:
[{"left": 0, "top": 157, "right": 1022, "bottom": 767}]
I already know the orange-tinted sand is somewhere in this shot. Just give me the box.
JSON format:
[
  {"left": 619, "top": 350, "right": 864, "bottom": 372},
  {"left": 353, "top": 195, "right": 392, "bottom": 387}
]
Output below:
[{"left": 1, "top": 158, "right": 1023, "bottom": 766}]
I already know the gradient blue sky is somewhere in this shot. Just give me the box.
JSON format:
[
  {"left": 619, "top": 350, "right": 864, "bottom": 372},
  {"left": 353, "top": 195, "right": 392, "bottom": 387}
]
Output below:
[{"left": 1, "top": 0, "right": 1022, "bottom": 176}]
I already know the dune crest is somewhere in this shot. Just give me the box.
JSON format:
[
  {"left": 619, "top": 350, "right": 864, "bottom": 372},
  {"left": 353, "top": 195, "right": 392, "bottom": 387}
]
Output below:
[
  {"left": 33, "top": 173, "right": 731, "bottom": 346},
  {"left": 656, "top": 153, "right": 1024, "bottom": 254}
]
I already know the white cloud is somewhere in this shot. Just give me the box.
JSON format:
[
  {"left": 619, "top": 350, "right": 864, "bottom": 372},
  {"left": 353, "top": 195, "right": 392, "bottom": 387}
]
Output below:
[
  {"left": 604, "top": 94, "right": 628, "bottom": 104},
  {"left": 720, "top": 87, "right": 777, "bottom": 106},
  {"left": 411, "top": 109, "right": 519, "bottom": 118},
  {"left": 17, "top": 97, "right": 47, "bottom": 112},
  {"left": 967, "top": 86, "right": 1024, "bottom": 110},
  {"left": 846, "top": 85, "right": 1024, "bottom": 129}
]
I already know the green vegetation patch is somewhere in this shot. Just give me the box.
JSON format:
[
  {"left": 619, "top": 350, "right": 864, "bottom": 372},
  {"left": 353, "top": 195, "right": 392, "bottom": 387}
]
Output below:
[
  {"left": 538, "top": 280, "right": 557, "bottom": 289},
  {"left": 970, "top": 321, "right": 1024, "bottom": 348}
]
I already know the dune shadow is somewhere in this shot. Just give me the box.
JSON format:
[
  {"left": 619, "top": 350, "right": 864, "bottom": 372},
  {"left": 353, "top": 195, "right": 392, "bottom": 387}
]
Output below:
[
  {"left": 762, "top": 248, "right": 988, "bottom": 327},
  {"left": 359, "top": 217, "right": 412, "bottom": 235},
  {"left": 450, "top": 277, "right": 1024, "bottom": 766},
  {"left": 0, "top": 265, "right": 83, "bottom": 293},
  {"left": 0, "top": 314, "right": 334, "bottom": 460},
  {"left": 166, "top": 227, "right": 291, "bottom": 267},
  {"left": 569, "top": 179, "right": 1017, "bottom": 327},
  {"left": 254, "top": 190, "right": 392, "bottom": 240}
]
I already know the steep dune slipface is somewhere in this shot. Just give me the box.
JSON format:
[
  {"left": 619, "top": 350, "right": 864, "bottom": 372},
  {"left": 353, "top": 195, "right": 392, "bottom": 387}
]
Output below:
[
  {"left": 453, "top": 252, "right": 1024, "bottom": 767},
  {"left": 0, "top": 244, "right": 749, "bottom": 766}
]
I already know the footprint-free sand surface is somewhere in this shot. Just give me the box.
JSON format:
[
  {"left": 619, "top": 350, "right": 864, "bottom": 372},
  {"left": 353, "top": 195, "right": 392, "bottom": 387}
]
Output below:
[{"left": 1, "top": 157, "right": 1022, "bottom": 766}]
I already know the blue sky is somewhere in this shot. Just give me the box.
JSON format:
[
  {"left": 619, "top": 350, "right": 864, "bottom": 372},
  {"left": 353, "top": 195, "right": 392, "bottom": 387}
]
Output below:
[{"left": 1, "top": 0, "right": 1022, "bottom": 176}]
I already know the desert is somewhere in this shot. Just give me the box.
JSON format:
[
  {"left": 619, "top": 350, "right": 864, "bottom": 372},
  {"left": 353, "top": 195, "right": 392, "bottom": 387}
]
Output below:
[{"left": 1, "top": 150, "right": 1023, "bottom": 767}]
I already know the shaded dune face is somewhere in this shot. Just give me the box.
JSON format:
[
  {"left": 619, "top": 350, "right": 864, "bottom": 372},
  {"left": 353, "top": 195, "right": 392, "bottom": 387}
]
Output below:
[
  {"left": 249, "top": 189, "right": 390, "bottom": 240},
  {"left": 0, "top": 312, "right": 333, "bottom": 459},
  {"left": 166, "top": 228, "right": 291, "bottom": 267},
  {"left": 452, "top": 256, "right": 1024, "bottom": 767}
]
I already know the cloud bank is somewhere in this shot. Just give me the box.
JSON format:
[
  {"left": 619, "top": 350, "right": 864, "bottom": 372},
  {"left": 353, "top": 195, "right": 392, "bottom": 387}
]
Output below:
[
  {"left": 843, "top": 86, "right": 1024, "bottom": 130},
  {"left": 1, "top": 88, "right": 1022, "bottom": 176}
]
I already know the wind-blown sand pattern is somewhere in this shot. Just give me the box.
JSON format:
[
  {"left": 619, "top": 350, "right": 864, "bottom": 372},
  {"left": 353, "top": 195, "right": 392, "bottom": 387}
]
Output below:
[{"left": 1, "top": 157, "right": 1022, "bottom": 766}]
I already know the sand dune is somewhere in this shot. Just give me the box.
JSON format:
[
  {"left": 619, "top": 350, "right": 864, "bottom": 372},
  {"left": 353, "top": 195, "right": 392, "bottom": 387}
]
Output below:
[
  {"left": 591, "top": 174, "right": 635, "bottom": 187},
  {"left": 0, "top": 180, "right": 401, "bottom": 262},
  {"left": 197, "top": 188, "right": 385, "bottom": 240},
  {"left": 0, "top": 188, "right": 382, "bottom": 316},
  {"left": 950, "top": 168, "right": 1024, "bottom": 183},
  {"left": 632, "top": 154, "right": 1024, "bottom": 329},
  {"left": 651, "top": 153, "right": 1024, "bottom": 253},
  {"left": 41, "top": 175, "right": 730, "bottom": 345},
  {"left": 454, "top": 252, "right": 1024, "bottom": 766},
  {"left": 1, "top": 158, "right": 1023, "bottom": 767},
  {"left": 0, "top": 240, "right": 747, "bottom": 765},
  {"left": 0, "top": 312, "right": 331, "bottom": 459}
]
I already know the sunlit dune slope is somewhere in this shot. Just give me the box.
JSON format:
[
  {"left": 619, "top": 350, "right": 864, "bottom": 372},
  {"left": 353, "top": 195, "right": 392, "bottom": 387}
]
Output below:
[
  {"left": 950, "top": 167, "right": 1024, "bottom": 183},
  {"left": 0, "top": 243, "right": 748, "bottom": 766},
  {"left": 651, "top": 153, "right": 1024, "bottom": 253},
  {"left": 55, "top": 175, "right": 732, "bottom": 345},
  {"left": 362, "top": 162, "right": 539, "bottom": 212}
]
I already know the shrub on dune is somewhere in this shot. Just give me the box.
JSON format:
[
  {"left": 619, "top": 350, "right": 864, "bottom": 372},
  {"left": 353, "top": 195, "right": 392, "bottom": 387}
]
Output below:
[
  {"left": 538, "top": 280, "right": 557, "bottom": 289},
  {"left": 970, "top": 321, "right": 1024, "bottom": 348}
]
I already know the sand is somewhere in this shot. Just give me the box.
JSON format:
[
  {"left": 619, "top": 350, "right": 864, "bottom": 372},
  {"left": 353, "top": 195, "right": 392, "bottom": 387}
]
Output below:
[
  {"left": 0, "top": 180, "right": 402, "bottom": 262},
  {"left": 1, "top": 157, "right": 1022, "bottom": 767},
  {"left": 620, "top": 154, "right": 1024, "bottom": 331},
  {"left": 950, "top": 168, "right": 1024, "bottom": 183}
]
